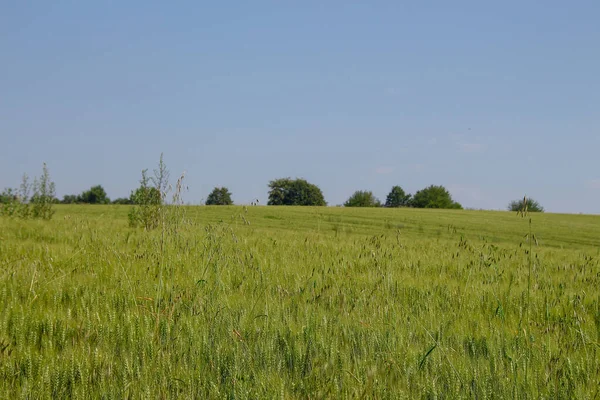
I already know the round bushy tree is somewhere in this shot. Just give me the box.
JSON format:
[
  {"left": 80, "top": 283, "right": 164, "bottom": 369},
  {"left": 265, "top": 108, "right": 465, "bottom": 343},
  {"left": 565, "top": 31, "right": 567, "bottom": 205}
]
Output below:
[
  {"left": 206, "top": 187, "right": 234, "bottom": 205},
  {"left": 344, "top": 190, "right": 381, "bottom": 207},
  {"left": 508, "top": 197, "right": 544, "bottom": 212},
  {"left": 267, "top": 178, "right": 326, "bottom": 206},
  {"left": 385, "top": 186, "right": 411, "bottom": 207},
  {"left": 79, "top": 185, "right": 110, "bottom": 204},
  {"left": 410, "top": 185, "right": 462, "bottom": 209}
]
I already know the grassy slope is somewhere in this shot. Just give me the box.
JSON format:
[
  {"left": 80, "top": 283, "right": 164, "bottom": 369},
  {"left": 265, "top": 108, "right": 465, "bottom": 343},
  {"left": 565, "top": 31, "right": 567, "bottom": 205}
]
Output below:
[
  {"left": 56, "top": 204, "right": 600, "bottom": 248},
  {"left": 0, "top": 205, "right": 599, "bottom": 398}
]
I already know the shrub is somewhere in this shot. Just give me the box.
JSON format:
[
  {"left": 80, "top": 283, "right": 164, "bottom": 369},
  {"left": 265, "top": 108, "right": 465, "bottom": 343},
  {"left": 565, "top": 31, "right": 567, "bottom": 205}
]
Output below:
[
  {"left": 128, "top": 154, "right": 171, "bottom": 229},
  {"left": 0, "top": 187, "right": 20, "bottom": 217},
  {"left": 344, "top": 190, "right": 381, "bottom": 207},
  {"left": 128, "top": 169, "right": 162, "bottom": 229},
  {"left": 1, "top": 166, "right": 56, "bottom": 220},
  {"left": 31, "top": 163, "right": 56, "bottom": 220},
  {"left": 0, "top": 188, "right": 17, "bottom": 204}
]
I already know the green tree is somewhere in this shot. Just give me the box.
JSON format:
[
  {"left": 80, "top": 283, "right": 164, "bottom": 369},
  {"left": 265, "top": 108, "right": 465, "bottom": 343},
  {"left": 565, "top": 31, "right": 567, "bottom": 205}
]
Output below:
[
  {"left": 61, "top": 194, "right": 79, "bottom": 204},
  {"left": 206, "top": 187, "right": 233, "bottom": 205},
  {"left": 508, "top": 197, "right": 544, "bottom": 213},
  {"left": 79, "top": 185, "right": 110, "bottom": 204},
  {"left": 385, "top": 186, "right": 411, "bottom": 207},
  {"left": 267, "top": 178, "right": 326, "bottom": 206},
  {"left": 344, "top": 190, "right": 381, "bottom": 207},
  {"left": 410, "top": 185, "right": 462, "bottom": 209}
]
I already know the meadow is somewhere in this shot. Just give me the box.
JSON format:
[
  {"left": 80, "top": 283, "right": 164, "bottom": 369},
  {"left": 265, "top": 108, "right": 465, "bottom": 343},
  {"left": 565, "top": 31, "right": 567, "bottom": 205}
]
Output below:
[{"left": 0, "top": 205, "right": 599, "bottom": 398}]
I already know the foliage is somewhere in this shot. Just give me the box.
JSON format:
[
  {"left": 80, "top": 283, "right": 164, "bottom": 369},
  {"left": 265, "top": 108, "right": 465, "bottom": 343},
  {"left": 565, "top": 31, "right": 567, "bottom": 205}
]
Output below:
[
  {"left": 78, "top": 185, "right": 110, "bottom": 204},
  {"left": 267, "top": 178, "right": 326, "bottom": 206},
  {"left": 344, "top": 190, "right": 381, "bottom": 207},
  {"left": 112, "top": 197, "right": 133, "bottom": 205},
  {"left": 385, "top": 185, "right": 411, "bottom": 207},
  {"left": 206, "top": 187, "right": 233, "bottom": 205},
  {"left": 1, "top": 166, "right": 56, "bottom": 220},
  {"left": 0, "top": 206, "right": 598, "bottom": 398},
  {"left": 127, "top": 154, "right": 183, "bottom": 230},
  {"left": 0, "top": 188, "right": 20, "bottom": 217},
  {"left": 508, "top": 197, "right": 544, "bottom": 212},
  {"left": 0, "top": 188, "right": 17, "bottom": 204},
  {"left": 61, "top": 194, "right": 79, "bottom": 204},
  {"left": 61, "top": 187, "right": 112, "bottom": 205},
  {"left": 129, "top": 185, "right": 161, "bottom": 206},
  {"left": 30, "top": 163, "right": 57, "bottom": 220},
  {"left": 16, "top": 174, "right": 32, "bottom": 218},
  {"left": 153, "top": 153, "right": 170, "bottom": 200},
  {"left": 128, "top": 169, "right": 162, "bottom": 229},
  {"left": 410, "top": 185, "right": 462, "bottom": 209}
]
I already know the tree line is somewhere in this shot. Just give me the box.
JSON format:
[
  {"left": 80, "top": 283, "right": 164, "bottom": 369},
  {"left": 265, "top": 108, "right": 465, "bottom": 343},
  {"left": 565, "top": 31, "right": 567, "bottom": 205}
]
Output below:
[
  {"left": 1, "top": 158, "right": 544, "bottom": 222},
  {"left": 266, "top": 178, "right": 464, "bottom": 209}
]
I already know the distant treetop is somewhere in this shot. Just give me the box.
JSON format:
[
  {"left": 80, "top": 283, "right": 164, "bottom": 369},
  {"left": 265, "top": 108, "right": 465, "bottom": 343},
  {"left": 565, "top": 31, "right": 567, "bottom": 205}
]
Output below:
[
  {"left": 385, "top": 186, "right": 411, "bottom": 207},
  {"left": 410, "top": 185, "right": 462, "bottom": 209},
  {"left": 267, "top": 178, "right": 326, "bottom": 206},
  {"left": 508, "top": 197, "right": 544, "bottom": 213},
  {"left": 344, "top": 190, "right": 381, "bottom": 207},
  {"left": 206, "top": 187, "right": 234, "bottom": 205}
]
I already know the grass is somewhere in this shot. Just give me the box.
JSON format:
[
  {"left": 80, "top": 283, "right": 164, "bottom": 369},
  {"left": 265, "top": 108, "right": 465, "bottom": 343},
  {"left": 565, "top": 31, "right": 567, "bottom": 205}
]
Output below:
[{"left": 0, "top": 205, "right": 599, "bottom": 398}]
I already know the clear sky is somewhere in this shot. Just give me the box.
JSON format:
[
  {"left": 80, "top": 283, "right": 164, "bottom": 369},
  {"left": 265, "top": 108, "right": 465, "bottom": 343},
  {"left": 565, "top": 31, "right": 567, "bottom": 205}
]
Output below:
[{"left": 1, "top": 2, "right": 599, "bottom": 213}]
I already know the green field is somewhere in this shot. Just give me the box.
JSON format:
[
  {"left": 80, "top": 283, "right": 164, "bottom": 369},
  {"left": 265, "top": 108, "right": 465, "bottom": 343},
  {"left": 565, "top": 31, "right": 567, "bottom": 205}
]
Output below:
[{"left": 1, "top": 205, "right": 599, "bottom": 398}]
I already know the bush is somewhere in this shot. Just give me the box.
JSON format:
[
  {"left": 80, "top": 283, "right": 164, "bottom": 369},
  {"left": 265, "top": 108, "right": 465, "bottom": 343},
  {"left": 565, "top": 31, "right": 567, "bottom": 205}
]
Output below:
[
  {"left": 344, "top": 190, "right": 381, "bottom": 207},
  {"left": 0, "top": 188, "right": 17, "bottom": 204},
  {"left": 31, "top": 163, "right": 56, "bottom": 220},
  {"left": 129, "top": 186, "right": 161, "bottom": 206},
  {"left": 508, "top": 197, "right": 544, "bottom": 213},
  {"left": 128, "top": 154, "right": 170, "bottom": 229},
  {"left": 2, "top": 166, "right": 55, "bottom": 220},
  {"left": 410, "top": 185, "right": 462, "bottom": 209},
  {"left": 0, "top": 187, "right": 21, "bottom": 217},
  {"left": 128, "top": 169, "right": 162, "bottom": 229},
  {"left": 267, "top": 178, "right": 326, "bottom": 206},
  {"left": 206, "top": 187, "right": 233, "bottom": 205}
]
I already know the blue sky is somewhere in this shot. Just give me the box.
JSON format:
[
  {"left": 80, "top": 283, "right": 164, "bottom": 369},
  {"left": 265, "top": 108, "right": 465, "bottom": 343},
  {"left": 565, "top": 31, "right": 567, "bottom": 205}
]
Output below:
[{"left": 1, "top": 1, "right": 599, "bottom": 213}]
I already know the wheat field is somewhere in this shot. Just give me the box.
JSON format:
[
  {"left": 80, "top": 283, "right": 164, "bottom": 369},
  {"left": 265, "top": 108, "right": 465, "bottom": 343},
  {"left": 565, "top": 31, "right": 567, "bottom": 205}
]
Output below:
[{"left": 0, "top": 205, "right": 599, "bottom": 398}]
